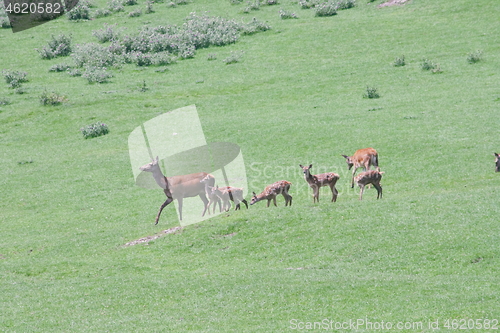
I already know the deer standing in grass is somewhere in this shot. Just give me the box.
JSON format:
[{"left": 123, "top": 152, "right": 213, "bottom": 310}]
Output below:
[
  {"left": 342, "top": 148, "right": 379, "bottom": 188},
  {"left": 250, "top": 180, "right": 292, "bottom": 207},
  {"left": 200, "top": 175, "right": 222, "bottom": 216},
  {"left": 212, "top": 186, "right": 248, "bottom": 211},
  {"left": 494, "top": 153, "right": 500, "bottom": 172},
  {"left": 299, "top": 164, "right": 339, "bottom": 203},
  {"left": 354, "top": 170, "right": 384, "bottom": 200},
  {"left": 139, "top": 156, "right": 211, "bottom": 224}
]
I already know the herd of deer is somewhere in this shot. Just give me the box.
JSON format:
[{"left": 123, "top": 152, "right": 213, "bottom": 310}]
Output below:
[{"left": 140, "top": 149, "right": 500, "bottom": 224}]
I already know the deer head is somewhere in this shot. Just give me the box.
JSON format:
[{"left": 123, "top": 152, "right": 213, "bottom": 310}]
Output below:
[
  {"left": 139, "top": 156, "right": 160, "bottom": 172},
  {"left": 341, "top": 155, "right": 354, "bottom": 169}
]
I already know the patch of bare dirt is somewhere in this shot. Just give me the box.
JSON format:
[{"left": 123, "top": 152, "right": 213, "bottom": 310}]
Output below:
[
  {"left": 124, "top": 226, "right": 183, "bottom": 246},
  {"left": 378, "top": 0, "right": 410, "bottom": 8}
]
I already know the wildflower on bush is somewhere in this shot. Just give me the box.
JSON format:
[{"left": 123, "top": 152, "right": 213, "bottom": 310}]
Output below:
[{"left": 37, "top": 34, "right": 72, "bottom": 59}]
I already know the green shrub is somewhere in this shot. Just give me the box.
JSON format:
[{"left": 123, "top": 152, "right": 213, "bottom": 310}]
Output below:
[
  {"left": 37, "top": 34, "right": 72, "bottom": 59},
  {"left": 420, "top": 58, "right": 436, "bottom": 71},
  {"left": 0, "top": 97, "right": 10, "bottom": 106},
  {"left": 279, "top": 9, "right": 298, "bottom": 19},
  {"left": 145, "top": 0, "right": 154, "bottom": 13},
  {"left": 94, "top": 8, "right": 112, "bottom": 17},
  {"left": 80, "top": 122, "right": 109, "bottom": 139},
  {"left": 467, "top": 50, "right": 482, "bottom": 64},
  {"left": 315, "top": 2, "right": 337, "bottom": 16},
  {"left": 82, "top": 66, "right": 113, "bottom": 83},
  {"left": 363, "top": 86, "right": 380, "bottom": 99},
  {"left": 124, "top": 0, "right": 137, "bottom": 5},
  {"left": 336, "top": 0, "right": 355, "bottom": 10},
  {"left": 39, "top": 90, "right": 66, "bottom": 105},
  {"left": 92, "top": 24, "right": 122, "bottom": 43},
  {"left": 207, "top": 53, "right": 217, "bottom": 61},
  {"left": 107, "top": 0, "right": 124, "bottom": 12},
  {"left": 223, "top": 50, "right": 244, "bottom": 64},
  {"left": 72, "top": 43, "right": 121, "bottom": 68},
  {"left": 3, "top": 70, "right": 28, "bottom": 88},
  {"left": 393, "top": 55, "right": 405, "bottom": 67},
  {"left": 128, "top": 9, "right": 142, "bottom": 17},
  {"left": 67, "top": 4, "right": 90, "bottom": 20},
  {"left": 0, "top": 16, "right": 10, "bottom": 28},
  {"left": 49, "top": 64, "right": 72, "bottom": 72},
  {"left": 241, "top": 17, "right": 271, "bottom": 35},
  {"left": 243, "top": 0, "right": 260, "bottom": 12}
]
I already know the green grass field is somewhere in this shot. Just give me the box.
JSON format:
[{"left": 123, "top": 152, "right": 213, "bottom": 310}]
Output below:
[{"left": 1, "top": 0, "right": 500, "bottom": 331}]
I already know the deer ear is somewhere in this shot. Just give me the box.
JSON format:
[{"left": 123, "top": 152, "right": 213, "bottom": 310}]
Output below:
[
  {"left": 299, "top": 164, "right": 303, "bottom": 168},
  {"left": 341, "top": 155, "right": 348, "bottom": 159},
  {"left": 252, "top": 192, "right": 256, "bottom": 196},
  {"left": 309, "top": 164, "right": 313, "bottom": 169},
  {"left": 495, "top": 153, "right": 499, "bottom": 157}
]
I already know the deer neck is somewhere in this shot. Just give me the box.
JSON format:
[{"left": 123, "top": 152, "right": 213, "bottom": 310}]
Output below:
[
  {"left": 151, "top": 167, "right": 168, "bottom": 189},
  {"left": 304, "top": 172, "right": 315, "bottom": 184}
]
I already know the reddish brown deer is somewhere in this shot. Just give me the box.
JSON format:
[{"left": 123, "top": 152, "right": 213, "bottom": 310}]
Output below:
[
  {"left": 354, "top": 170, "right": 384, "bottom": 200},
  {"left": 200, "top": 175, "right": 222, "bottom": 216},
  {"left": 139, "top": 156, "right": 211, "bottom": 224},
  {"left": 250, "top": 180, "right": 292, "bottom": 207},
  {"left": 212, "top": 186, "right": 248, "bottom": 211},
  {"left": 342, "top": 147, "right": 379, "bottom": 188},
  {"left": 299, "top": 164, "right": 339, "bottom": 203},
  {"left": 494, "top": 153, "right": 500, "bottom": 172}
]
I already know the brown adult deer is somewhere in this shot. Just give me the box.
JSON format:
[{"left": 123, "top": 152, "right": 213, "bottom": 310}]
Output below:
[
  {"left": 200, "top": 175, "right": 222, "bottom": 216},
  {"left": 139, "top": 156, "right": 211, "bottom": 224},
  {"left": 299, "top": 164, "right": 339, "bottom": 203},
  {"left": 354, "top": 170, "right": 384, "bottom": 200},
  {"left": 250, "top": 180, "right": 292, "bottom": 207},
  {"left": 212, "top": 186, "right": 248, "bottom": 211},
  {"left": 342, "top": 147, "right": 379, "bottom": 188},
  {"left": 494, "top": 153, "right": 500, "bottom": 172}
]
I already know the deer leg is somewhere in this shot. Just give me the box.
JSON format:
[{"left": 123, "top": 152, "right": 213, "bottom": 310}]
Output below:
[
  {"left": 266, "top": 199, "right": 271, "bottom": 207},
  {"left": 285, "top": 193, "right": 292, "bottom": 206},
  {"left": 155, "top": 196, "right": 174, "bottom": 225},
  {"left": 241, "top": 199, "right": 248, "bottom": 209},
  {"left": 178, "top": 197, "right": 183, "bottom": 220},
  {"left": 330, "top": 184, "right": 338, "bottom": 202},
  {"left": 374, "top": 183, "right": 383, "bottom": 199},
  {"left": 358, "top": 185, "right": 365, "bottom": 200},
  {"left": 199, "top": 193, "right": 209, "bottom": 217},
  {"left": 351, "top": 169, "right": 356, "bottom": 188},
  {"left": 273, "top": 197, "right": 277, "bottom": 207}
]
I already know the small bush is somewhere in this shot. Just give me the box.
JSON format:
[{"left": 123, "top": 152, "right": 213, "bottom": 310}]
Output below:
[
  {"left": 128, "top": 9, "right": 142, "bottom": 17},
  {"left": 363, "top": 86, "right": 380, "bottom": 99},
  {"left": 467, "top": 50, "right": 482, "bottom": 64},
  {"left": 243, "top": 0, "right": 260, "bottom": 12},
  {"left": 207, "top": 53, "right": 217, "bottom": 61},
  {"left": 336, "top": 0, "right": 355, "bottom": 10},
  {"left": 72, "top": 43, "right": 121, "bottom": 68},
  {"left": 393, "top": 55, "right": 405, "bottom": 67},
  {"left": 94, "top": 8, "right": 112, "bottom": 17},
  {"left": 39, "top": 90, "right": 66, "bottom": 105},
  {"left": 299, "top": 0, "right": 320, "bottom": 9},
  {"left": 229, "top": 0, "right": 243, "bottom": 4},
  {"left": 420, "top": 58, "right": 436, "bottom": 71},
  {"left": 0, "top": 98, "right": 10, "bottom": 106},
  {"left": 92, "top": 24, "right": 122, "bottom": 43},
  {"left": 82, "top": 66, "right": 113, "bottom": 83},
  {"left": 0, "top": 16, "right": 11, "bottom": 28},
  {"left": 124, "top": 0, "right": 137, "bottom": 5},
  {"left": 279, "top": 9, "right": 298, "bottom": 19},
  {"left": 241, "top": 17, "right": 271, "bottom": 35},
  {"left": 108, "top": 0, "right": 124, "bottom": 12},
  {"left": 80, "top": 122, "right": 109, "bottom": 139},
  {"left": 49, "top": 64, "right": 71, "bottom": 72},
  {"left": 67, "top": 4, "right": 90, "bottom": 20},
  {"left": 264, "top": 0, "right": 279, "bottom": 4},
  {"left": 3, "top": 70, "right": 28, "bottom": 88},
  {"left": 145, "top": 0, "right": 154, "bottom": 13},
  {"left": 223, "top": 50, "right": 244, "bottom": 64},
  {"left": 315, "top": 2, "right": 337, "bottom": 16},
  {"left": 37, "top": 34, "right": 72, "bottom": 59},
  {"left": 68, "top": 68, "right": 83, "bottom": 77}
]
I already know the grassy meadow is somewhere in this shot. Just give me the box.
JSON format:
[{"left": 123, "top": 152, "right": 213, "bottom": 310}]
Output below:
[{"left": 1, "top": 0, "right": 500, "bottom": 331}]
